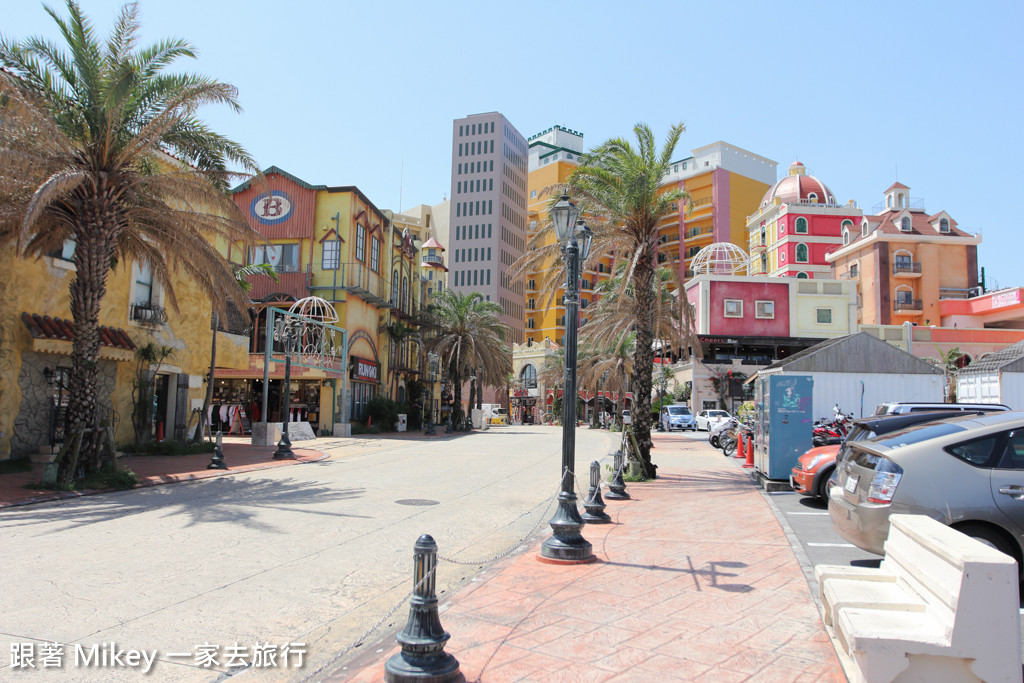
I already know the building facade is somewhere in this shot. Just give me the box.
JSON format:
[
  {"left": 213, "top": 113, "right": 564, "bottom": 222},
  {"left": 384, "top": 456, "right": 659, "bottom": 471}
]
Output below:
[
  {"left": 746, "top": 161, "right": 862, "bottom": 278},
  {"left": 449, "top": 112, "right": 529, "bottom": 345},
  {"left": 825, "top": 182, "right": 981, "bottom": 327}
]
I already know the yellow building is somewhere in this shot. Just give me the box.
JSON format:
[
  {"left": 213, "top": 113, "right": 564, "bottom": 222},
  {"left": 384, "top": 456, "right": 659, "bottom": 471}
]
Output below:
[
  {"left": 0, "top": 226, "right": 250, "bottom": 459},
  {"left": 524, "top": 133, "right": 776, "bottom": 347},
  {"left": 825, "top": 182, "right": 981, "bottom": 326}
]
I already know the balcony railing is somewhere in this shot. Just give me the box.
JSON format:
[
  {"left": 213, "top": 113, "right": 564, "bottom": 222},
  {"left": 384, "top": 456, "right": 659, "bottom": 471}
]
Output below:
[
  {"left": 130, "top": 303, "right": 168, "bottom": 325},
  {"left": 894, "top": 299, "right": 923, "bottom": 312},
  {"left": 421, "top": 254, "right": 445, "bottom": 267},
  {"left": 893, "top": 262, "right": 922, "bottom": 275}
]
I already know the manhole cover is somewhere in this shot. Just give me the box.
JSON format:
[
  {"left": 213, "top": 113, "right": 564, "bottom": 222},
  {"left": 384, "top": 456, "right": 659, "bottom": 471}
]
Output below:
[{"left": 395, "top": 499, "right": 440, "bottom": 506}]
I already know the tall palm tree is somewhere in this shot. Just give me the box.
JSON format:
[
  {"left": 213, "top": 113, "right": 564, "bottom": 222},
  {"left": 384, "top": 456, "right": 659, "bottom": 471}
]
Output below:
[
  {"left": 0, "top": 1, "right": 260, "bottom": 478},
  {"left": 423, "top": 290, "right": 510, "bottom": 427},
  {"left": 579, "top": 332, "right": 636, "bottom": 426},
  {"left": 565, "top": 123, "right": 694, "bottom": 477}
]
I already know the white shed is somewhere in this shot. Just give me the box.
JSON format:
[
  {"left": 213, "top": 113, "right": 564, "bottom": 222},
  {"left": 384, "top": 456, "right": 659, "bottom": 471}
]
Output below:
[
  {"left": 957, "top": 340, "right": 1024, "bottom": 409},
  {"left": 755, "top": 332, "right": 945, "bottom": 419}
]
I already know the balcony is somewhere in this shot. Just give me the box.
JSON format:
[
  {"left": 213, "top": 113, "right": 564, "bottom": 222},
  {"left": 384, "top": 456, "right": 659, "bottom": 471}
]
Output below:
[
  {"left": 893, "top": 262, "right": 922, "bottom": 277},
  {"left": 247, "top": 266, "right": 312, "bottom": 301},
  {"left": 421, "top": 253, "right": 446, "bottom": 268},
  {"left": 130, "top": 303, "right": 168, "bottom": 325},
  {"left": 336, "top": 262, "right": 392, "bottom": 307},
  {"left": 894, "top": 299, "right": 923, "bottom": 314}
]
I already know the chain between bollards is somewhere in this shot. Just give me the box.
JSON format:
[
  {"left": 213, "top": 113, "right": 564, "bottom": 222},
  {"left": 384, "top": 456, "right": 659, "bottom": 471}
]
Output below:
[{"left": 581, "top": 460, "right": 611, "bottom": 523}]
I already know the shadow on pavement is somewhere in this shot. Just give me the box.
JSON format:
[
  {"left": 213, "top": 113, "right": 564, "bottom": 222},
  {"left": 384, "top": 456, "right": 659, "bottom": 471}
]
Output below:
[{"left": 0, "top": 476, "right": 367, "bottom": 534}]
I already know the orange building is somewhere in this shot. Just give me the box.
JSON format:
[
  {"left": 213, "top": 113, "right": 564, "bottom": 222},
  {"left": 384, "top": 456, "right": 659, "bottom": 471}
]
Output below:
[{"left": 826, "top": 182, "right": 981, "bottom": 326}]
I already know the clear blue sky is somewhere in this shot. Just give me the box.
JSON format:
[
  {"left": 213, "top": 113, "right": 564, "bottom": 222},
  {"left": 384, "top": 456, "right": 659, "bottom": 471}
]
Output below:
[{"left": 7, "top": 0, "right": 1023, "bottom": 288}]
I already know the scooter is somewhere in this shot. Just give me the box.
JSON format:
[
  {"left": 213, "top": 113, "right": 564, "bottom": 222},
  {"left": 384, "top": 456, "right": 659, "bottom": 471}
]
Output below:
[
  {"left": 812, "top": 405, "right": 853, "bottom": 446},
  {"left": 709, "top": 417, "right": 737, "bottom": 449}
]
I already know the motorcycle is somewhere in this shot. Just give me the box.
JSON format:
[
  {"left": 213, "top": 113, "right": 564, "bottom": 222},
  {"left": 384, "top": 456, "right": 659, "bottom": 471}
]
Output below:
[
  {"left": 812, "top": 405, "right": 853, "bottom": 447},
  {"left": 721, "top": 420, "right": 752, "bottom": 457},
  {"left": 709, "top": 417, "right": 737, "bottom": 449}
]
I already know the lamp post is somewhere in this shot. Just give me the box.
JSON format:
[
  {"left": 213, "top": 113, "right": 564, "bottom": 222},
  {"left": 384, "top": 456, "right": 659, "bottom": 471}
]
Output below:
[
  {"left": 540, "top": 193, "right": 596, "bottom": 564},
  {"left": 424, "top": 352, "right": 439, "bottom": 435},
  {"left": 273, "top": 318, "right": 297, "bottom": 459}
]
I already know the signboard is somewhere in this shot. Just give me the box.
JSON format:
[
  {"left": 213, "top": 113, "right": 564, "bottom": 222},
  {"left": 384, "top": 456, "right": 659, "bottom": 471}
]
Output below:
[
  {"left": 991, "top": 290, "right": 1022, "bottom": 309},
  {"left": 351, "top": 356, "right": 379, "bottom": 382},
  {"left": 251, "top": 191, "right": 293, "bottom": 225}
]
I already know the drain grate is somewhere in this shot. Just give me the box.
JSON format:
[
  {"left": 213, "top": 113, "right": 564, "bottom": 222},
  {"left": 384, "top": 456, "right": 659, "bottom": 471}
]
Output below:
[{"left": 395, "top": 499, "right": 440, "bottom": 506}]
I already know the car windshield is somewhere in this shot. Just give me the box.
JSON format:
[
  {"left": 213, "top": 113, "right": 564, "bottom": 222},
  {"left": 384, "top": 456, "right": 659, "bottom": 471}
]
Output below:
[
  {"left": 667, "top": 407, "right": 691, "bottom": 415},
  {"left": 872, "top": 422, "right": 968, "bottom": 450},
  {"left": 709, "top": 411, "right": 728, "bottom": 418}
]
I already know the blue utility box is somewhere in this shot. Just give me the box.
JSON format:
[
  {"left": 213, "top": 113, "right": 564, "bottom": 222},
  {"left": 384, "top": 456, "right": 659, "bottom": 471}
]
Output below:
[{"left": 754, "top": 375, "right": 813, "bottom": 480}]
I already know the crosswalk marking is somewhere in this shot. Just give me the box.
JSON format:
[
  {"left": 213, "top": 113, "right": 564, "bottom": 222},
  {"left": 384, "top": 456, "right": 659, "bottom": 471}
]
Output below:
[
  {"left": 807, "top": 542, "right": 856, "bottom": 548},
  {"left": 788, "top": 512, "right": 830, "bottom": 515}
]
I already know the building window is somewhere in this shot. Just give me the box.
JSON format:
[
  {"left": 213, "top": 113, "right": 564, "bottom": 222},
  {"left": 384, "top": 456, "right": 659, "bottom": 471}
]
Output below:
[
  {"left": 755, "top": 301, "right": 774, "bottom": 319},
  {"left": 322, "top": 240, "right": 340, "bottom": 269},
  {"left": 796, "top": 243, "right": 809, "bottom": 263},
  {"left": 795, "top": 217, "right": 808, "bottom": 234},
  {"left": 939, "top": 218, "right": 950, "bottom": 232},
  {"left": 849, "top": 263, "right": 859, "bottom": 278},
  {"left": 842, "top": 229, "right": 850, "bottom": 246},
  {"left": 796, "top": 271, "right": 809, "bottom": 279},
  {"left": 900, "top": 217, "right": 911, "bottom": 232},
  {"left": 862, "top": 220, "right": 869, "bottom": 236},
  {"left": 355, "top": 224, "right": 366, "bottom": 261},
  {"left": 816, "top": 308, "right": 832, "bottom": 324},
  {"left": 392, "top": 271, "right": 399, "bottom": 304},
  {"left": 807, "top": 193, "right": 818, "bottom": 203},
  {"left": 896, "top": 288, "right": 913, "bottom": 305},
  {"left": 134, "top": 262, "right": 153, "bottom": 306},
  {"left": 724, "top": 299, "right": 743, "bottom": 318},
  {"left": 370, "top": 238, "right": 380, "bottom": 272},
  {"left": 50, "top": 239, "right": 76, "bottom": 261},
  {"left": 530, "top": 190, "right": 536, "bottom": 199}
]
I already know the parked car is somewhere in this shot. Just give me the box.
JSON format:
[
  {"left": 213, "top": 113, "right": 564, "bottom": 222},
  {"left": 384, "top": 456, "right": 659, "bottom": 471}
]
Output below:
[
  {"left": 695, "top": 409, "right": 731, "bottom": 432},
  {"left": 791, "top": 410, "right": 994, "bottom": 501},
  {"left": 660, "top": 404, "right": 696, "bottom": 432},
  {"left": 873, "top": 401, "right": 1010, "bottom": 416},
  {"left": 621, "top": 409, "right": 631, "bottom": 426},
  {"left": 829, "top": 411, "right": 1024, "bottom": 574}
]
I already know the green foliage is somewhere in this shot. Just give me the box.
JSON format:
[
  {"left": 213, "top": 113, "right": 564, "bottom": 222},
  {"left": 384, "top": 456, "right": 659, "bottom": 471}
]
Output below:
[
  {"left": 80, "top": 466, "right": 139, "bottom": 491},
  {"left": 131, "top": 343, "right": 175, "bottom": 446},
  {"left": 736, "top": 401, "right": 756, "bottom": 423},
  {"left": 351, "top": 422, "right": 384, "bottom": 435},
  {"left": 673, "top": 382, "right": 692, "bottom": 402},
  {"left": 366, "top": 396, "right": 408, "bottom": 432},
  {"left": 122, "top": 440, "right": 215, "bottom": 456}
]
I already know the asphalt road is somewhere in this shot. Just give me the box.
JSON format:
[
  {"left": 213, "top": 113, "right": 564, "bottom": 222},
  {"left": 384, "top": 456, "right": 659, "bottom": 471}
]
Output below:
[{"left": 1, "top": 426, "right": 617, "bottom": 682}]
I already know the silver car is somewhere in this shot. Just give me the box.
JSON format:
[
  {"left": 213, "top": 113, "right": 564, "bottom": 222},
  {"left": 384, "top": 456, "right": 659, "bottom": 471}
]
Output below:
[{"left": 829, "top": 411, "right": 1024, "bottom": 572}]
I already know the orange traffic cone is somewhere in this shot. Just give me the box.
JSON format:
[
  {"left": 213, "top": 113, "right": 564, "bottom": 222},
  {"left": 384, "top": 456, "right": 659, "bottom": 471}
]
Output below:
[
  {"left": 736, "top": 431, "right": 745, "bottom": 458},
  {"left": 742, "top": 435, "right": 754, "bottom": 468}
]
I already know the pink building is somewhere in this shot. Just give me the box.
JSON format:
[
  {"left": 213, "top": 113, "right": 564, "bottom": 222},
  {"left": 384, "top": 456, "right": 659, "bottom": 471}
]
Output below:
[{"left": 747, "top": 162, "right": 862, "bottom": 279}]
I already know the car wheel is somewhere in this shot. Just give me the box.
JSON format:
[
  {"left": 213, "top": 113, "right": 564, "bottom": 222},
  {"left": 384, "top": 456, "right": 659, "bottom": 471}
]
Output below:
[
  {"left": 815, "top": 467, "right": 834, "bottom": 501},
  {"left": 955, "top": 523, "right": 1021, "bottom": 577}
]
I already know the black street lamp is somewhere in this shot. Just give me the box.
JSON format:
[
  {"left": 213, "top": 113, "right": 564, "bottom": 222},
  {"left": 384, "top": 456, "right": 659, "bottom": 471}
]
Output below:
[
  {"left": 273, "top": 319, "right": 297, "bottom": 460},
  {"left": 540, "top": 193, "right": 595, "bottom": 564},
  {"left": 424, "top": 352, "right": 439, "bottom": 435}
]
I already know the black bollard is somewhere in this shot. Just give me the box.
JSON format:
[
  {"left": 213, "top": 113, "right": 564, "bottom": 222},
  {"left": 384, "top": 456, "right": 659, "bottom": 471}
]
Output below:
[
  {"left": 605, "top": 451, "right": 630, "bottom": 500},
  {"left": 581, "top": 460, "right": 611, "bottom": 523},
  {"left": 207, "top": 431, "right": 228, "bottom": 470},
  {"left": 385, "top": 535, "right": 460, "bottom": 683}
]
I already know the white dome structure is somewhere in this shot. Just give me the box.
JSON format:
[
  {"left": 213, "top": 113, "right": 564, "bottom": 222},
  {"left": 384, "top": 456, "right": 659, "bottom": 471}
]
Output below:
[
  {"left": 690, "top": 243, "right": 750, "bottom": 276},
  {"left": 288, "top": 296, "right": 339, "bottom": 324}
]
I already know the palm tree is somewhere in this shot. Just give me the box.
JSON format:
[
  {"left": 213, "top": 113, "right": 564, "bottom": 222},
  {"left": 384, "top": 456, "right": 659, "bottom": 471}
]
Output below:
[
  {"left": 0, "top": 1, "right": 260, "bottom": 479},
  {"left": 565, "top": 123, "right": 695, "bottom": 477},
  {"left": 195, "top": 263, "right": 278, "bottom": 443},
  {"left": 579, "top": 332, "right": 636, "bottom": 427},
  {"left": 423, "top": 290, "right": 510, "bottom": 428}
]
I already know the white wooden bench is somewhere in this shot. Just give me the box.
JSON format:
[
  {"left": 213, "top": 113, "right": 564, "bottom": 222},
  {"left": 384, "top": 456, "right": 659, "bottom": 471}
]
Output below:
[{"left": 815, "top": 514, "right": 1021, "bottom": 683}]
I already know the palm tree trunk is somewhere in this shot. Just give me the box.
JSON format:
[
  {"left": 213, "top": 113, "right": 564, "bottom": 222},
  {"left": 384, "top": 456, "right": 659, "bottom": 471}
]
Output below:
[
  {"left": 63, "top": 206, "right": 116, "bottom": 480},
  {"left": 632, "top": 254, "right": 657, "bottom": 478}
]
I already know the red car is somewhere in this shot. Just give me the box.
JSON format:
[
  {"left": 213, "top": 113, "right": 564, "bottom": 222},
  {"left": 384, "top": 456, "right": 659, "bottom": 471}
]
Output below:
[{"left": 790, "top": 445, "right": 840, "bottom": 500}]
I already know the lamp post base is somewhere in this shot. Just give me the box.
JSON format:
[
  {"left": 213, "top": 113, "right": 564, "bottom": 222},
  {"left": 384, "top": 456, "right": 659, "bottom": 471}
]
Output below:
[
  {"left": 272, "top": 431, "right": 295, "bottom": 460},
  {"left": 538, "top": 492, "right": 595, "bottom": 563}
]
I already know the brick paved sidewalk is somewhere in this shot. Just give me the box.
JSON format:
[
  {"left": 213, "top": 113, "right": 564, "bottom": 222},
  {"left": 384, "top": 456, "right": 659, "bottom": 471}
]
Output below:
[
  {"left": 331, "top": 440, "right": 845, "bottom": 683},
  {"left": 0, "top": 440, "right": 327, "bottom": 508}
]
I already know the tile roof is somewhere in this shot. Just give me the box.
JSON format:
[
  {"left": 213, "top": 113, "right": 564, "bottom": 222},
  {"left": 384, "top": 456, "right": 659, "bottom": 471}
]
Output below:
[
  {"left": 22, "top": 313, "right": 137, "bottom": 350},
  {"left": 840, "top": 208, "right": 972, "bottom": 251},
  {"left": 958, "top": 340, "right": 1024, "bottom": 375}
]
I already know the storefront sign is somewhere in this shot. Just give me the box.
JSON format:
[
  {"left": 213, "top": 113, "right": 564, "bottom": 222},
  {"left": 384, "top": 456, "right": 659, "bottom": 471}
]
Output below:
[
  {"left": 699, "top": 336, "right": 739, "bottom": 344},
  {"left": 351, "top": 357, "right": 379, "bottom": 382},
  {"left": 990, "top": 290, "right": 1021, "bottom": 309}
]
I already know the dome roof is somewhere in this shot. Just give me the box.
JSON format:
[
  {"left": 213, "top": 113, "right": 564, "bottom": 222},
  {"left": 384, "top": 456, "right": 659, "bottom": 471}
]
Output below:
[
  {"left": 690, "top": 243, "right": 749, "bottom": 276},
  {"left": 760, "top": 161, "right": 836, "bottom": 207}
]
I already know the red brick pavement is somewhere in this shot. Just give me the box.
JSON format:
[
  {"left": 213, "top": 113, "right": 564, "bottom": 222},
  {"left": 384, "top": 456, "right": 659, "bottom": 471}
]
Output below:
[{"left": 329, "top": 434, "right": 846, "bottom": 683}]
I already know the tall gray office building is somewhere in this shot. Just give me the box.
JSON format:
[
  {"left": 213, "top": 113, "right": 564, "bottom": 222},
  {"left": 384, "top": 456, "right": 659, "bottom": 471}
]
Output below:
[{"left": 449, "top": 112, "right": 528, "bottom": 345}]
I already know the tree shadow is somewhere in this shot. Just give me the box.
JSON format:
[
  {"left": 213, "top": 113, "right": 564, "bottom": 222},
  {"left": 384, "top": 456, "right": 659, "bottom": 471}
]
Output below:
[{"left": 0, "top": 477, "right": 366, "bottom": 534}]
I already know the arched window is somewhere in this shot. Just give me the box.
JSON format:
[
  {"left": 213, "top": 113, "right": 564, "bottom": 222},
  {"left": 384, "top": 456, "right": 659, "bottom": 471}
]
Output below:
[
  {"left": 796, "top": 272, "right": 809, "bottom": 279},
  {"left": 796, "top": 243, "right": 809, "bottom": 263},
  {"left": 520, "top": 364, "right": 537, "bottom": 388},
  {"left": 939, "top": 218, "right": 950, "bottom": 232},
  {"left": 795, "top": 217, "right": 809, "bottom": 234},
  {"left": 392, "top": 270, "right": 399, "bottom": 306},
  {"left": 900, "top": 217, "right": 911, "bottom": 232},
  {"left": 862, "top": 220, "right": 870, "bottom": 237},
  {"left": 760, "top": 253, "right": 768, "bottom": 274},
  {"left": 401, "top": 276, "right": 409, "bottom": 312},
  {"left": 807, "top": 193, "right": 818, "bottom": 204},
  {"left": 842, "top": 229, "right": 850, "bottom": 246},
  {"left": 841, "top": 219, "right": 854, "bottom": 232}
]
